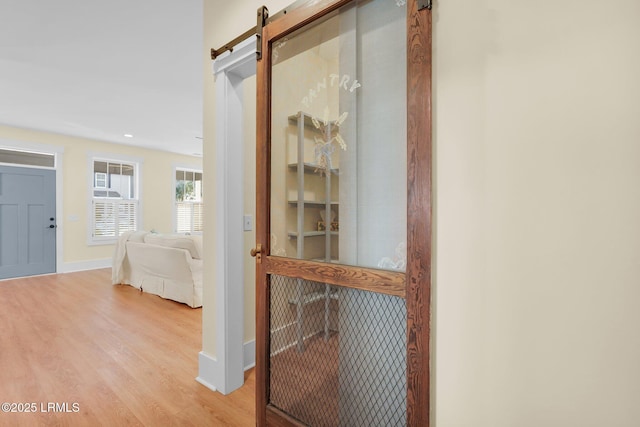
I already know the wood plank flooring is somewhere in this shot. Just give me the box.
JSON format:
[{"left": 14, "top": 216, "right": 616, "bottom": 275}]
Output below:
[
  {"left": 270, "top": 333, "right": 338, "bottom": 426},
  {"left": 0, "top": 269, "right": 255, "bottom": 427}
]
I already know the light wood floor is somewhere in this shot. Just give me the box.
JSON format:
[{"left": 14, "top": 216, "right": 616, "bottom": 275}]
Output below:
[{"left": 0, "top": 269, "right": 255, "bottom": 427}]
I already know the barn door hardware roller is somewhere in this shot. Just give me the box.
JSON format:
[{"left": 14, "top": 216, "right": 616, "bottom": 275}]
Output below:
[
  {"left": 209, "top": 5, "right": 268, "bottom": 60},
  {"left": 256, "top": 6, "right": 269, "bottom": 60}
]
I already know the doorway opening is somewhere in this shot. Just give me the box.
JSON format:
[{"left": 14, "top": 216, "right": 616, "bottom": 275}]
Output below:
[
  {"left": 196, "top": 36, "right": 257, "bottom": 395},
  {"left": 0, "top": 145, "right": 63, "bottom": 279}
]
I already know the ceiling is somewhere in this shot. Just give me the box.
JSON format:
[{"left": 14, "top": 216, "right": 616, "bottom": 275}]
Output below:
[{"left": 0, "top": 0, "right": 204, "bottom": 157}]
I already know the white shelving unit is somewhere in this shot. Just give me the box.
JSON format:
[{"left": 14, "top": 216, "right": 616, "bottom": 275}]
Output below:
[{"left": 287, "top": 111, "right": 340, "bottom": 351}]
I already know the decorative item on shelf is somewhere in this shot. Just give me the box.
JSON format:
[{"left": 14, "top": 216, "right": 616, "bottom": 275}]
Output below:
[
  {"left": 317, "top": 221, "right": 339, "bottom": 232},
  {"left": 318, "top": 209, "right": 339, "bottom": 232}
]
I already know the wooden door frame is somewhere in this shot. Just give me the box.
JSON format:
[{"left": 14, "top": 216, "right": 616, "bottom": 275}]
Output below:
[
  {"left": 197, "top": 35, "right": 258, "bottom": 395},
  {"left": 405, "top": 0, "right": 432, "bottom": 424},
  {"left": 255, "top": 0, "right": 432, "bottom": 425}
]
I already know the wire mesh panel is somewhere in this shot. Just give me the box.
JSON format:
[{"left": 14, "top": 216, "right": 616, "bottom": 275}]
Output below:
[{"left": 269, "top": 274, "right": 407, "bottom": 426}]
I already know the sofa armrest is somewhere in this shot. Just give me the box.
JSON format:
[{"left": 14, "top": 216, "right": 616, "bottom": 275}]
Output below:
[{"left": 124, "top": 241, "right": 194, "bottom": 281}]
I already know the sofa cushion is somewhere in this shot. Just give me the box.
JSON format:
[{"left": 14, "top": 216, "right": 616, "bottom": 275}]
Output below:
[{"left": 143, "top": 234, "right": 202, "bottom": 259}]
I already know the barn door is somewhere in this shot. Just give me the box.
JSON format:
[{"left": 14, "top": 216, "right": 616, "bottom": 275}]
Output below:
[{"left": 254, "top": 0, "right": 432, "bottom": 425}]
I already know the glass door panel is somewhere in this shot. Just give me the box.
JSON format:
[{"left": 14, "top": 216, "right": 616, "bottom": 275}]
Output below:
[{"left": 270, "top": 0, "right": 407, "bottom": 272}]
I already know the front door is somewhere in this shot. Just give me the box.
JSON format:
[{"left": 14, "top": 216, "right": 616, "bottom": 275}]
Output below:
[
  {"left": 0, "top": 165, "right": 56, "bottom": 280},
  {"left": 254, "top": 0, "right": 432, "bottom": 425}
]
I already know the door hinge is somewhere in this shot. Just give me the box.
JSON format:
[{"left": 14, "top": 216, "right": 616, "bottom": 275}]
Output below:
[
  {"left": 256, "top": 5, "right": 269, "bottom": 60},
  {"left": 418, "top": 0, "right": 433, "bottom": 11}
]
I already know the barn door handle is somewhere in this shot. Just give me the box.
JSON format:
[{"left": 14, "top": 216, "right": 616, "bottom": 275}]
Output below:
[{"left": 250, "top": 244, "right": 263, "bottom": 263}]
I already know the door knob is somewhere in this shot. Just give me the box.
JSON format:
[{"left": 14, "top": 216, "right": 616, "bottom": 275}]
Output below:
[
  {"left": 250, "top": 244, "right": 262, "bottom": 257},
  {"left": 250, "top": 244, "right": 263, "bottom": 263},
  {"left": 49, "top": 225, "right": 56, "bottom": 229}
]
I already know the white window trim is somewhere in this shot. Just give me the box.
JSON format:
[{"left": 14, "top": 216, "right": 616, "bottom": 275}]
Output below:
[
  {"left": 172, "top": 163, "right": 203, "bottom": 235},
  {"left": 87, "top": 152, "right": 144, "bottom": 246}
]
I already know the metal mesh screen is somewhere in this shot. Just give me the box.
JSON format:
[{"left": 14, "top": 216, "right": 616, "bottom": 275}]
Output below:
[{"left": 269, "top": 274, "right": 407, "bottom": 426}]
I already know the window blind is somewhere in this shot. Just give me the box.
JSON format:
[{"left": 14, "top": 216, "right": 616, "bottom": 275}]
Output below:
[
  {"left": 92, "top": 199, "right": 138, "bottom": 238},
  {"left": 176, "top": 202, "right": 203, "bottom": 233}
]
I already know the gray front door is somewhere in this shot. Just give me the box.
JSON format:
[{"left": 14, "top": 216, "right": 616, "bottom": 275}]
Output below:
[{"left": 0, "top": 165, "right": 56, "bottom": 279}]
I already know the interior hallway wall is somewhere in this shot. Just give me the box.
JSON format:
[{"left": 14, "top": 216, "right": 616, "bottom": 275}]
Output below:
[{"left": 433, "top": 1, "right": 640, "bottom": 425}]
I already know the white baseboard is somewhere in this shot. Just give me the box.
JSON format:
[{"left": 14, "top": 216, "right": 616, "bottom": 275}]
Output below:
[
  {"left": 196, "top": 342, "right": 256, "bottom": 394},
  {"left": 61, "top": 258, "right": 111, "bottom": 273},
  {"left": 244, "top": 340, "right": 256, "bottom": 371},
  {"left": 196, "top": 351, "right": 219, "bottom": 393}
]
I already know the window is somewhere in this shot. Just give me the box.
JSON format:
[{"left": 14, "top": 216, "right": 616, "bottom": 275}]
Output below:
[
  {"left": 94, "top": 172, "right": 107, "bottom": 188},
  {"left": 90, "top": 159, "right": 140, "bottom": 243},
  {"left": 175, "top": 168, "right": 203, "bottom": 234},
  {"left": 0, "top": 148, "right": 55, "bottom": 168}
]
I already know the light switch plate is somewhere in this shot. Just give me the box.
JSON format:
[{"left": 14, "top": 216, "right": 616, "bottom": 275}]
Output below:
[{"left": 243, "top": 214, "right": 253, "bottom": 231}]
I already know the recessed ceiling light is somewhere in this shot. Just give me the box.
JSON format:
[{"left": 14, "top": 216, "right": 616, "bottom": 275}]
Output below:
[{"left": 124, "top": 134, "right": 133, "bottom": 138}]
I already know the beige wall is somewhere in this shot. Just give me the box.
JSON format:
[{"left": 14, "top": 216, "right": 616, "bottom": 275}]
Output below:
[
  {"left": 433, "top": 0, "right": 640, "bottom": 426},
  {"left": 0, "top": 124, "right": 201, "bottom": 264},
  {"left": 204, "top": 0, "right": 640, "bottom": 425},
  {"left": 243, "top": 74, "right": 257, "bottom": 344}
]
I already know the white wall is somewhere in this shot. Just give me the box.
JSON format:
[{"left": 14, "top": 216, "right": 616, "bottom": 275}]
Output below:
[{"left": 433, "top": 1, "right": 640, "bottom": 426}]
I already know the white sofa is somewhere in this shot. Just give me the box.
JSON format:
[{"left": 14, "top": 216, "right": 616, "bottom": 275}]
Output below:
[{"left": 112, "top": 231, "right": 203, "bottom": 308}]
